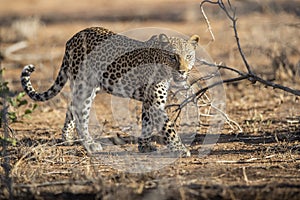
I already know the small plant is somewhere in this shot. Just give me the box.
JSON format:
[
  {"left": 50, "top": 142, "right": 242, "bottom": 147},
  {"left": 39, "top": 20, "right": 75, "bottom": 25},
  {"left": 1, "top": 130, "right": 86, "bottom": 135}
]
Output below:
[
  {"left": 0, "top": 135, "right": 17, "bottom": 146},
  {"left": 0, "top": 68, "right": 37, "bottom": 128},
  {"left": 6, "top": 92, "right": 38, "bottom": 123}
]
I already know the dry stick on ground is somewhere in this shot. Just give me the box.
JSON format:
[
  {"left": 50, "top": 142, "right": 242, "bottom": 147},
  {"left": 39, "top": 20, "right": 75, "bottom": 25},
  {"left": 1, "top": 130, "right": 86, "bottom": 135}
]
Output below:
[{"left": 178, "top": 0, "right": 300, "bottom": 111}]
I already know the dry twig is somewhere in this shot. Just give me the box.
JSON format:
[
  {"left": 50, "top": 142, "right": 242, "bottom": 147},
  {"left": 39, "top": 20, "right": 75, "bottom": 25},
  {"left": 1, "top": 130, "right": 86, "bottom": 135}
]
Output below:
[{"left": 242, "top": 167, "right": 249, "bottom": 184}]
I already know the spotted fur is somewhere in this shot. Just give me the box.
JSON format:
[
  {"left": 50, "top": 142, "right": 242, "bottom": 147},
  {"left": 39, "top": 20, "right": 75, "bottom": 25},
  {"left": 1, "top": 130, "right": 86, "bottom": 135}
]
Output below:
[{"left": 21, "top": 27, "right": 199, "bottom": 157}]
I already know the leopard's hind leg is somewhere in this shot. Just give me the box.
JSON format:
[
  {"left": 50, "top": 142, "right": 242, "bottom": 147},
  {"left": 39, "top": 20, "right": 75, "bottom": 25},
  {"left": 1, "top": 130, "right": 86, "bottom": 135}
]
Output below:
[
  {"left": 71, "top": 81, "right": 102, "bottom": 154},
  {"left": 62, "top": 86, "right": 102, "bottom": 145},
  {"left": 62, "top": 107, "right": 76, "bottom": 144}
]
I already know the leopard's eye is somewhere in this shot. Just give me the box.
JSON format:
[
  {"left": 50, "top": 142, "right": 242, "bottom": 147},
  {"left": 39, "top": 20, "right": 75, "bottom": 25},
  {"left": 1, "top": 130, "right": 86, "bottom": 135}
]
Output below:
[{"left": 186, "top": 55, "right": 192, "bottom": 60}]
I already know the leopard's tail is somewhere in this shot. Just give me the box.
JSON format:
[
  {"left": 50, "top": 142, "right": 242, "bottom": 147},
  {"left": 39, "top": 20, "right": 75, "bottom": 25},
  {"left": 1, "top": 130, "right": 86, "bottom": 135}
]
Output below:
[{"left": 21, "top": 64, "right": 68, "bottom": 101}]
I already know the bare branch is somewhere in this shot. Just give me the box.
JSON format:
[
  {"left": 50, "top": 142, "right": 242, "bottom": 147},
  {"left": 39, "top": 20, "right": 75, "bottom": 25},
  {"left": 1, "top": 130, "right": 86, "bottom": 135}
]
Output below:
[
  {"left": 249, "top": 74, "right": 300, "bottom": 96},
  {"left": 199, "top": 1, "right": 216, "bottom": 42},
  {"left": 199, "top": 59, "right": 300, "bottom": 96},
  {"left": 170, "top": 75, "right": 248, "bottom": 112},
  {"left": 198, "top": 59, "right": 245, "bottom": 76},
  {"left": 218, "top": 1, "right": 253, "bottom": 75},
  {"left": 210, "top": 103, "right": 243, "bottom": 133},
  {"left": 198, "top": 0, "right": 300, "bottom": 97}
]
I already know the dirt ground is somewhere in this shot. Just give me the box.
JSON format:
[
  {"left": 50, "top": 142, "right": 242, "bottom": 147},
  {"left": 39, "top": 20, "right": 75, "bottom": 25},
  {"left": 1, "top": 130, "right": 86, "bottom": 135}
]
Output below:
[{"left": 1, "top": 0, "right": 300, "bottom": 199}]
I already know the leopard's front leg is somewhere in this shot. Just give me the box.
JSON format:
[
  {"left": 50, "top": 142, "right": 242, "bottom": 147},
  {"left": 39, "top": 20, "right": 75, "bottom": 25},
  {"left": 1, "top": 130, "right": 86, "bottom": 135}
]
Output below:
[
  {"left": 139, "top": 81, "right": 190, "bottom": 157},
  {"left": 138, "top": 104, "right": 157, "bottom": 153},
  {"left": 161, "top": 119, "right": 191, "bottom": 157}
]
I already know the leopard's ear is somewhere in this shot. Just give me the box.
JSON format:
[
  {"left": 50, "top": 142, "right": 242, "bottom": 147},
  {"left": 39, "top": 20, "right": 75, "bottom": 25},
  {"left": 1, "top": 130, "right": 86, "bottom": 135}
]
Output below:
[
  {"left": 159, "top": 34, "right": 170, "bottom": 44},
  {"left": 148, "top": 35, "right": 158, "bottom": 41},
  {"left": 188, "top": 35, "right": 200, "bottom": 49}
]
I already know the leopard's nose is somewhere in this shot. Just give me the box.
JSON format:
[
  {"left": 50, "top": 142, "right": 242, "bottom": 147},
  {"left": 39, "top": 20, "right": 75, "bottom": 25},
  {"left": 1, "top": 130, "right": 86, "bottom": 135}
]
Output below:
[{"left": 178, "top": 70, "right": 186, "bottom": 75}]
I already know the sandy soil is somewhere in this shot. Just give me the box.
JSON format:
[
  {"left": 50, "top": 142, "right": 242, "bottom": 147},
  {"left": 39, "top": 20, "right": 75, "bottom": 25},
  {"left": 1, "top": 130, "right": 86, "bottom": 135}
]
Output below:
[{"left": 1, "top": 0, "right": 300, "bottom": 199}]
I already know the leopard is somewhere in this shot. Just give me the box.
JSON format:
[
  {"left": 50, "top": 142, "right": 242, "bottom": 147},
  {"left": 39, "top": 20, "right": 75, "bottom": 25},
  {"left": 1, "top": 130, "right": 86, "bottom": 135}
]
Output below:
[{"left": 21, "top": 27, "right": 199, "bottom": 157}]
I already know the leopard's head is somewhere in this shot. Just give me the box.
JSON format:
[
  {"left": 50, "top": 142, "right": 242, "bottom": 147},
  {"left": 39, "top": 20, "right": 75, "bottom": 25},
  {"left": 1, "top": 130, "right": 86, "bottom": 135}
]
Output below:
[
  {"left": 167, "top": 34, "right": 200, "bottom": 83},
  {"left": 146, "top": 33, "right": 200, "bottom": 83},
  {"left": 169, "top": 35, "right": 200, "bottom": 70}
]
